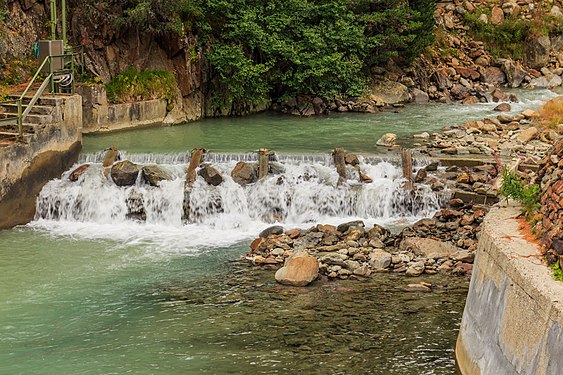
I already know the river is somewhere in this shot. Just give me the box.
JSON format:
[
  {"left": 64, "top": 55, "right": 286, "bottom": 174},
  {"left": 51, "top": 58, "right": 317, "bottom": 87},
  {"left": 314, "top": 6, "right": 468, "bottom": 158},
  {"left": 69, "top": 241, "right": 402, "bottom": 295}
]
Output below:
[{"left": 0, "top": 89, "right": 558, "bottom": 374}]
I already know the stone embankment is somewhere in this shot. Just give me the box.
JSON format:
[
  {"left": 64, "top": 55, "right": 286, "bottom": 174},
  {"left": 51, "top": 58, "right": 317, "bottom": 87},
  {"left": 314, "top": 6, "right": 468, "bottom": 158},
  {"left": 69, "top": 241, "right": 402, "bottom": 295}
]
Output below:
[
  {"left": 0, "top": 95, "right": 82, "bottom": 229},
  {"left": 536, "top": 137, "right": 563, "bottom": 265},
  {"left": 456, "top": 204, "right": 563, "bottom": 375}
]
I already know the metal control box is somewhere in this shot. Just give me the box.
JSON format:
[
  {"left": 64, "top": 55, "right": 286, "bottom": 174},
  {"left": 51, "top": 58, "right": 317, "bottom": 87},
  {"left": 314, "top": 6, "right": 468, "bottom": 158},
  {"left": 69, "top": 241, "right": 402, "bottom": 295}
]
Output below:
[{"left": 38, "top": 40, "right": 64, "bottom": 73}]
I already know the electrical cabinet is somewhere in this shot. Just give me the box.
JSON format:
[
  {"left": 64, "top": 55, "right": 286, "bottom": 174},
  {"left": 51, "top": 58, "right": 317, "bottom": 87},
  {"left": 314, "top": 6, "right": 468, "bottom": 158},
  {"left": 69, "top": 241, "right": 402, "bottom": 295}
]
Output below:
[{"left": 37, "top": 40, "right": 64, "bottom": 73}]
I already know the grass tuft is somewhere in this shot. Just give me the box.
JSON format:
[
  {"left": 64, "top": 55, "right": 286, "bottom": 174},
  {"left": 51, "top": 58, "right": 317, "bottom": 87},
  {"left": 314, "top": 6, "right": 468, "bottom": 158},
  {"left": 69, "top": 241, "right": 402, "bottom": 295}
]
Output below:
[{"left": 538, "top": 97, "right": 563, "bottom": 130}]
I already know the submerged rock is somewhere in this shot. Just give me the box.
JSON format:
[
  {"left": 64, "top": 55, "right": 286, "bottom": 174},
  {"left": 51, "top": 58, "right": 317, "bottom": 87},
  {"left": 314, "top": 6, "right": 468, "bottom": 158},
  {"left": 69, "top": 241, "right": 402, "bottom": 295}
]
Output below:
[
  {"left": 111, "top": 160, "right": 141, "bottom": 186},
  {"left": 376, "top": 133, "right": 397, "bottom": 147},
  {"left": 275, "top": 252, "right": 319, "bottom": 287}
]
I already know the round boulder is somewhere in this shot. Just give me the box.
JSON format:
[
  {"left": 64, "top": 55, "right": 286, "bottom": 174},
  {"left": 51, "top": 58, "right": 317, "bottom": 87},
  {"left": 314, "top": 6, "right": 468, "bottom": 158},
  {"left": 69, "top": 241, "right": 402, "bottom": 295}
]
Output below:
[
  {"left": 142, "top": 165, "right": 173, "bottom": 187},
  {"left": 198, "top": 164, "right": 223, "bottom": 186},
  {"left": 275, "top": 252, "right": 319, "bottom": 287},
  {"left": 111, "top": 160, "right": 141, "bottom": 186},
  {"left": 231, "top": 161, "right": 258, "bottom": 186}
]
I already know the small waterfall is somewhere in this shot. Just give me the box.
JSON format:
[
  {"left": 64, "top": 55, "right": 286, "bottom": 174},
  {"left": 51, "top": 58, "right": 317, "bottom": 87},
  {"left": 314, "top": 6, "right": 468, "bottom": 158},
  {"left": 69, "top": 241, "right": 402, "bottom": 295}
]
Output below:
[{"left": 37, "top": 154, "right": 446, "bottom": 227}]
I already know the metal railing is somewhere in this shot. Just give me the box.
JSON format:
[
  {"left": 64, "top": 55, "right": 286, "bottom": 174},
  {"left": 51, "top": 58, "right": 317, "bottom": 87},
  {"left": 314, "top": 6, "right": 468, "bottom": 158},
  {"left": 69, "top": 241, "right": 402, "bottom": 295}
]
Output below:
[{"left": 0, "top": 52, "right": 80, "bottom": 138}]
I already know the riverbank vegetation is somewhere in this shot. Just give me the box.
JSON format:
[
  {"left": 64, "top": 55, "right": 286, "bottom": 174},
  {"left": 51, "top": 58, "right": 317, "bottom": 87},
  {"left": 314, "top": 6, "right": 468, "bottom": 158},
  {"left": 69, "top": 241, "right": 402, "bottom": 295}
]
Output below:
[
  {"left": 94, "top": 0, "right": 435, "bottom": 108},
  {"left": 538, "top": 97, "right": 563, "bottom": 129},
  {"left": 105, "top": 67, "right": 177, "bottom": 104}
]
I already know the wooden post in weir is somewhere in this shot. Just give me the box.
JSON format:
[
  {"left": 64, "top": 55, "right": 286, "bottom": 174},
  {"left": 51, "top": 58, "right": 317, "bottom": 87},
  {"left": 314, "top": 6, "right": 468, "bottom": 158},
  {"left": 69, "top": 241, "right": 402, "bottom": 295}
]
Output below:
[
  {"left": 258, "top": 148, "right": 269, "bottom": 180},
  {"left": 401, "top": 148, "right": 413, "bottom": 191},
  {"left": 185, "top": 148, "right": 206, "bottom": 187},
  {"left": 333, "top": 147, "right": 347, "bottom": 184}
]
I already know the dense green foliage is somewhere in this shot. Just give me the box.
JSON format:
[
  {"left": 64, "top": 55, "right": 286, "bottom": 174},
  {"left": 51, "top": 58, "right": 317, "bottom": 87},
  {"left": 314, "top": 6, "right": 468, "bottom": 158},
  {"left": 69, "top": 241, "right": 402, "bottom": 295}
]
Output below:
[
  {"left": 463, "top": 9, "right": 563, "bottom": 60},
  {"left": 105, "top": 67, "right": 177, "bottom": 104},
  {"left": 102, "top": 0, "right": 435, "bottom": 110},
  {"left": 499, "top": 168, "right": 540, "bottom": 219}
]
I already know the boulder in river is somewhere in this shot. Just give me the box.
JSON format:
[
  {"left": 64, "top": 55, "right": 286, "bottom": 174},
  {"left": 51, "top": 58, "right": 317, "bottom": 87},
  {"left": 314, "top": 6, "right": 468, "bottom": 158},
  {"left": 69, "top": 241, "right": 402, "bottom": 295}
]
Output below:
[
  {"left": 493, "top": 103, "right": 511, "bottom": 112},
  {"left": 111, "top": 160, "right": 141, "bottom": 186},
  {"left": 275, "top": 252, "right": 319, "bottom": 287},
  {"left": 376, "top": 133, "right": 397, "bottom": 147},
  {"left": 259, "top": 225, "right": 284, "bottom": 238},
  {"left": 400, "top": 237, "right": 457, "bottom": 259},
  {"left": 369, "top": 249, "right": 392, "bottom": 270},
  {"left": 198, "top": 165, "right": 223, "bottom": 186},
  {"left": 231, "top": 161, "right": 258, "bottom": 186},
  {"left": 142, "top": 165, "right": 173, "bottom": 187},
  {"left": 337, "top": 220, "right": 364, "bottom": 233}
]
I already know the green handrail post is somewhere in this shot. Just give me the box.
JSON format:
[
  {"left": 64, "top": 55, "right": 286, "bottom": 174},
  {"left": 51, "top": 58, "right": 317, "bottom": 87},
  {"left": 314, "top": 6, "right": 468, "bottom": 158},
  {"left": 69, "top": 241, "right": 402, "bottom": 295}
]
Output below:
[
  {"left": 50, "top": 0, "right": 57, "bottom": 40},
  {"left": 61, "top": 0, "right": 67, "bottom": 46},
  {"left": 17, "top": 99, "right": 22, "bottom": 139}
]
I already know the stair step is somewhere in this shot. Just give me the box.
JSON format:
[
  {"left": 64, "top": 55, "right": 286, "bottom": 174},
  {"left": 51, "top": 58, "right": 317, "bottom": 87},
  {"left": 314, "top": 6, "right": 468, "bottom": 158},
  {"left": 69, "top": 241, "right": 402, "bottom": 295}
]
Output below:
[
  {"left": 0, "top": 103, "right": 54, "bottom": 115},
  {"left": 6, "top": 94, "right": 65, "bottom": 106},
  {"left": 0, "top": 116, "right": 18, "bottom": 126}
]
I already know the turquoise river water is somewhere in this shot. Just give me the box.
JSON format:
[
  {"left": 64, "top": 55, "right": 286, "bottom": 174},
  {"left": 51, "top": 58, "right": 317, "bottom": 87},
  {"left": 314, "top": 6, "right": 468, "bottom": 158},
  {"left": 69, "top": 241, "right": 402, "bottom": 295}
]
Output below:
[{"left": 0, "top": 89, "right": 558, "bottom": 374}]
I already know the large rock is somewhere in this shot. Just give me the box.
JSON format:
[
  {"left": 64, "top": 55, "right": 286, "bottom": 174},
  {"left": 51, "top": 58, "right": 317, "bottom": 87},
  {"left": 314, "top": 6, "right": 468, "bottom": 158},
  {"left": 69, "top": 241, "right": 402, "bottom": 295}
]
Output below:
[
  {"left": 412, "top": 88, "right": 429, "bottom": 104},
  {"left": 142, "top": 165, "right": 173, "bottom": 187},
  {"left": 517, "top": 127, "right": 538, "bottom": 143},
  {"left": 405, "top": 261, "right": 425, "bottom": 277},
  {"left": 482, "top": 67, "right": 506, "bottom": 86},
  {"left": 376, "top": 133, "right": 397, "bottom": 147},
  {"left": 111, "top": 160, "right": 141, "bottom": 186},
  {"left": 490, "top": 6, "right": 504, "bottom": 25},
  {"left": 526, "top": 35, "right": 551, "bottom": 70},
  {"left": 198, "top": 165, "right": 223, "bottom": 186},
  {"left": 400, "top": 237, "right": 457, "bottom": 259},
  {"left": 259, "top": 225, "right": 284, "bottom": 238},
  {"left": 369, "top": 249, "right": 392, "bottom": 270},
  {"left": 275, "top": 252, "right": 319, "bottom": 286},
  {"left": 369, "top": 80, "right": 411, "bottom": 105},
  {"left": 231, "top": 161, "right": 257, "bottom": 186},
  {"left": 501, "top": 60, "right": 527, "bottom": 88},
  {"left": 337, "top": 220, "right": 364, "bottom": 233}
]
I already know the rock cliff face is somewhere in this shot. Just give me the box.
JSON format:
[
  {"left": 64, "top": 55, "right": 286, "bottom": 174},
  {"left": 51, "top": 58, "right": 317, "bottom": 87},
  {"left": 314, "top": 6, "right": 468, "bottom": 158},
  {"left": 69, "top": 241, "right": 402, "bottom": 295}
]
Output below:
[{"left": 1, "top": 0, "right": 563, "bottom": 119}]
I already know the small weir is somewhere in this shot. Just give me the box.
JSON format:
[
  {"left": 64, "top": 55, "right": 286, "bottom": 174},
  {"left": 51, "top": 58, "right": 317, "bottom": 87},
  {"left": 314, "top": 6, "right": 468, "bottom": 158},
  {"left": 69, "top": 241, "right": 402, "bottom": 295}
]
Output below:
[{"left": 37, "top": 149, "right": 447, "bottom": 232}]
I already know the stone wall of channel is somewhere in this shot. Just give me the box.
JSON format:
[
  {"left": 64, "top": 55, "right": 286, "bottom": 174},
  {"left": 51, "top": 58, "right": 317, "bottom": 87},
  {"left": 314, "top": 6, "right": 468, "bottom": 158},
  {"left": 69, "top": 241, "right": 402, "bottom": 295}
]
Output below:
[
  {"left": 455, "top": 204, "right": 563, "bottom": 375},
  {"left": 0, "top": 95, "right": 82, "bottom": 229},
  {"left": 77, "top": 85, "right": 171, "bottom": 133}
]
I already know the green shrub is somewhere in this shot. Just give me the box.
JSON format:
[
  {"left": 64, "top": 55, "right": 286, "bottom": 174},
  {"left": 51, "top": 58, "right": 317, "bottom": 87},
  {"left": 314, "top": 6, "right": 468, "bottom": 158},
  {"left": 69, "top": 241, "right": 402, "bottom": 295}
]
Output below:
[
  {"left": 552, "top": 262, "right": 563, "bottom": 281},
  {"left": 499, "top": 168, "right": 540, "bottom": 219},
  {"left": 105, "top": 67, "right": 177, "bottom": 104}
]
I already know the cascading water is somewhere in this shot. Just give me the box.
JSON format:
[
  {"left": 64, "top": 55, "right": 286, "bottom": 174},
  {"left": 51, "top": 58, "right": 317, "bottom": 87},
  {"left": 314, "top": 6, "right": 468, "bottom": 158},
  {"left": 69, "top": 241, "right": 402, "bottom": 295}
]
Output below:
[{"left": 32, "top": 152, "right": 448, "bottom": 250}]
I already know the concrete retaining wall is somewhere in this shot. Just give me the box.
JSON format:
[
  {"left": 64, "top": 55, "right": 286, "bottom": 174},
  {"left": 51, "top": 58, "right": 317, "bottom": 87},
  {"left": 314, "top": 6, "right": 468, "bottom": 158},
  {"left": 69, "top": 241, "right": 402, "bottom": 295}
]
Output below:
[
  {"left": 78, "top": 85, "right": 169, "bottom": 133},
  {"left": 456, "top": 204, "right": 563, "bottom": 375},
  {"left": 0, "top": 95, "right": 82, "bottom": 229}
]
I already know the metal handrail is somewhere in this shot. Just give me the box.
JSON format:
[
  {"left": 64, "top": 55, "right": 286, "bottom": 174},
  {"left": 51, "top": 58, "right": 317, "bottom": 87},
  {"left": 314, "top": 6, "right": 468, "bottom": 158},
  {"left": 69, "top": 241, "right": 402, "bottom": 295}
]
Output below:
[{"left": 14, "top": 52, "right": 79, "bottom": 138}]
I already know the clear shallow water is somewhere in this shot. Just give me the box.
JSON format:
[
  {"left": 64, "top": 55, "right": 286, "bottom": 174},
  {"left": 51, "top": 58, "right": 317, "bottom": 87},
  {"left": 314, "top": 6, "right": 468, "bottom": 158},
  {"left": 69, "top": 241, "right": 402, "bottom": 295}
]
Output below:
[
  {"left": 83, "top": 89, "right": 557, "bottom": 154},
  {"left": 0, "top": 228, "right": 467, "bottom": 375},
  {"left": 2, "top": 90, "right": 556, "bottom": 374}
]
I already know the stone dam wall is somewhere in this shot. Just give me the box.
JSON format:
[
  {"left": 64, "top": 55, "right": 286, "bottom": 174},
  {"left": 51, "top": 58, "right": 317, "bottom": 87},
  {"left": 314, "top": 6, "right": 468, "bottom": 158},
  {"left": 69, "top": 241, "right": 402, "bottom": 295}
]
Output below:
[
  {"left": 0, "top": 95, "right": 82, "bottom": 229},
  {"left": 456, "top": 204, "right": 563, "bottom": 375}
]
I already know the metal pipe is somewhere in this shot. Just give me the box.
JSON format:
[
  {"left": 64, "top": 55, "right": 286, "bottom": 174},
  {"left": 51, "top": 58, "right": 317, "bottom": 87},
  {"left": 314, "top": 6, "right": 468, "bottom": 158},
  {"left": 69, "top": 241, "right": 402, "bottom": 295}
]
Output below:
[
  {"left": 17, "top": 99, "right": 22, "bottom": 139},
  {"left": 50, "top": 0, "right": 57, "bottom": 40}
]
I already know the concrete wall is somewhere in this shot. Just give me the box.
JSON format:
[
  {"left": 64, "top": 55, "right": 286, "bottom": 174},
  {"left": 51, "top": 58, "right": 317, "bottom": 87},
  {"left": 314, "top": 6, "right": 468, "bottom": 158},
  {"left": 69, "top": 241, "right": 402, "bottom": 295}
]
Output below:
[
  {"left": 456, "top": 204, "right": 563, "bottom": 375},
  {"left": 0, "top": 95, "right": 82, "bottom": 229},
  {"left": 77, "top": 85, "right": 169, "bottom": 133}
]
